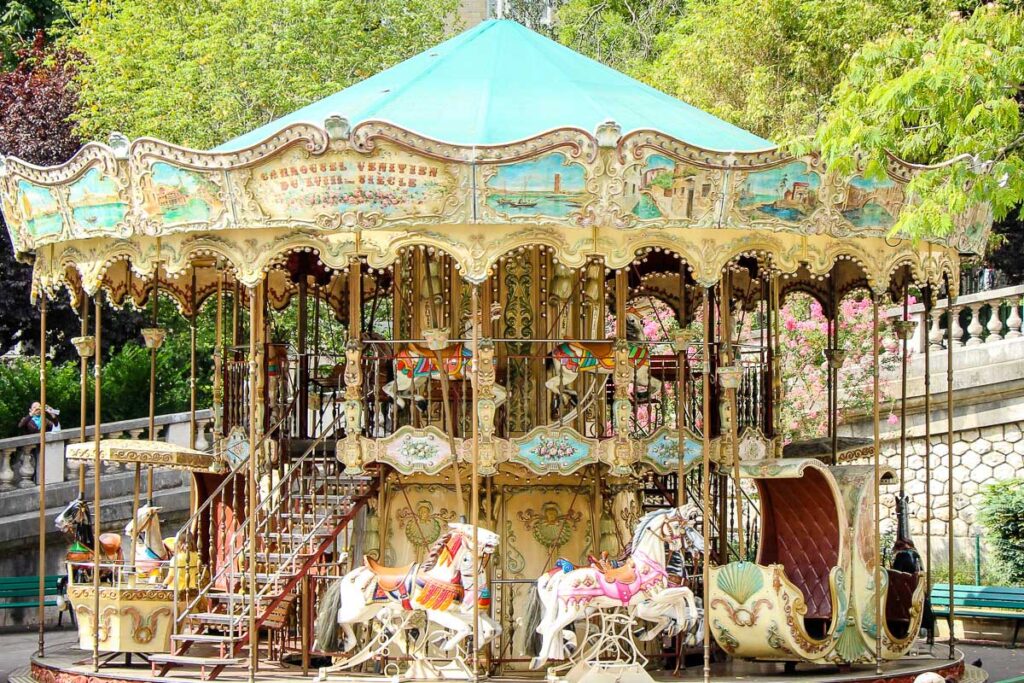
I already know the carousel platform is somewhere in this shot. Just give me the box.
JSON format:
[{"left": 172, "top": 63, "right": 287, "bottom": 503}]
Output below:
[{"left": 26, "top": 641, "right": 981, "bottom": 683}]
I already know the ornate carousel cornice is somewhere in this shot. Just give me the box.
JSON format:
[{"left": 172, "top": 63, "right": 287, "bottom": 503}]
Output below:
[{"left": 3, "top": 119, "right": 979, "bottom": 298}]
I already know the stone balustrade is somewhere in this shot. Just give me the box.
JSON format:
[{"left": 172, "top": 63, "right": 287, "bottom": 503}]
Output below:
[
  {"left": 885, "top": 284, "right": 1024, "bottom": 353},
  {"left": 0, "top": 409, "right": 213, "bottom": 490}
]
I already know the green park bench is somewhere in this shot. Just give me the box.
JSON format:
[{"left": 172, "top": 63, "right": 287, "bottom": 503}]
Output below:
[
  {"left": 932, "top": 583, "right": 1024, "bottom": 646},
  {"left": 0, "top": 575, "right": 74, "bottom": 626}
]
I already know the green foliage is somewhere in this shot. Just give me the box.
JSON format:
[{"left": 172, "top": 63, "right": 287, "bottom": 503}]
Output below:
[
  {"left": 978, "top": 479, "right": 1024, "bottom": 585},
  {"left": 556, "top": 0, "right": 685, "bottom": 74},
  {"left": 644, "top": 0, "right": 948, "bottom": 141},
  {"left": 0, "top": 0, "right": 65, "bottom": 67},
  {"left": 63, "top": 0, "right": 459, "bottom": 149},
  {"left": 816, "top": 3, "right": 1024, "bottom": 241}
]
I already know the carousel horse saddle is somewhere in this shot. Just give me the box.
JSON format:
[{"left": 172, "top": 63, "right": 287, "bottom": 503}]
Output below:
[
  {"left": 99, "top": 533, "right": 123, "bottom": 560},
  {"left": 364, "top": 557, "right": 415, "bottom": 592},
  {"left": 588, "top": 553, "right": 637, "bottom": 584}
]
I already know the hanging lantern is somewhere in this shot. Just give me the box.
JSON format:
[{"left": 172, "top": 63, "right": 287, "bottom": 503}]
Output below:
[
  {"left": 141, "top": 327, "right": 167, "bottom": 350},
  {"left": 71, "top": 335, "right": 95, "bottom": 358}
]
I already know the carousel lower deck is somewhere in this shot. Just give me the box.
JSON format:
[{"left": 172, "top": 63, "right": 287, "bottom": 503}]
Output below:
[{"left": 27, "top": 639, "right": 982, "bottom": 683}]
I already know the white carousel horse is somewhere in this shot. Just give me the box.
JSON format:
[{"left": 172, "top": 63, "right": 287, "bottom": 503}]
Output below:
[
  {"left": 332, "top": 523, "right": 501, "bottom": 660},
  {"left": 544, "top": 308, "right": 662, "bottom": 411},
  {"left": 125, "top": 504, "right": 168, "bottom": 579},
  {"left": 528, "top": 505, "right": 702, "bottom": 669}
]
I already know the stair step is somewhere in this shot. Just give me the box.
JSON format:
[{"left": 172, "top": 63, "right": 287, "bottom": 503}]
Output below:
[
  {"left": 171, "top": 633, "right": 244, "bottom": 644},
  {"left": 264, "top": 529, "right": 334, "bottom": 541},
  {"left": 256, "top": 552, "right": 311, "bottom": 562},
  {"left": 187, "top": 612, "right": 245, "bottom": 626}
]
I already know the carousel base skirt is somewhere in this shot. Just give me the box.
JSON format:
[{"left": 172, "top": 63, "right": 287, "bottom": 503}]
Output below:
[{"left": 28, "top": 642, "right": 979, "bottom": 683}]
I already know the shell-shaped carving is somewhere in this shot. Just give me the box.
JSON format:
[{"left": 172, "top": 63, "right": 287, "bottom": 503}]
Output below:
[{"left": 716, "top": 561, "right": 764, "bottom": 606}]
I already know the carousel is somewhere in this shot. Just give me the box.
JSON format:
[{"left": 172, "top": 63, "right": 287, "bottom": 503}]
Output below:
[{"left": 1, "top": 18, "right": 987, "bottom": 683}]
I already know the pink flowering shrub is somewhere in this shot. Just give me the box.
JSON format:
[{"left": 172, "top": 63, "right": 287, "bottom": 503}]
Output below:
[{"left": 776, "top": 293, "right": 905, "bottom": 443}]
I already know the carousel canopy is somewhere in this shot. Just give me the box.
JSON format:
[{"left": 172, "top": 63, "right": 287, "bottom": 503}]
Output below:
[
  {"left": 0, "top": 18, "right": 988, "bottom": 304},
  {"left": 218, "top": 19, "right": 773, "bottom": 153}
]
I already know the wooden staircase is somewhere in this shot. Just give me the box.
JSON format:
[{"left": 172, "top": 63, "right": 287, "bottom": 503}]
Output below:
[{"left": 151, "top": 439, "right": 377, "bottom": 680}]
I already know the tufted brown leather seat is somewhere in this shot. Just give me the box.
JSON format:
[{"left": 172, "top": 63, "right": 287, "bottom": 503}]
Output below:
[
  {"left": 885, "top": 569, "right": 919, "bottom": 638},
  {"left": 756, "top": 469, "right": 840, "bottom": 635}
]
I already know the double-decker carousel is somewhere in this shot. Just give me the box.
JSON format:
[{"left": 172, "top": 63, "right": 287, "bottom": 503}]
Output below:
[{"left": 2, "top": 18, "right": 987, "bottom": 683}]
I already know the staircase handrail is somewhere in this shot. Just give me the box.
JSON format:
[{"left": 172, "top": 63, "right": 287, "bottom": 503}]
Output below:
[{"left": 171, "top": 399, "right": 297, "bottom": 632}]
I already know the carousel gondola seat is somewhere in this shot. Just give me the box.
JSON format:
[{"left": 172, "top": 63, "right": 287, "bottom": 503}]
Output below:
[
  {"left": 755, "top": 468, "right": 840, "bottom": 636},
  {"left": 885, "top": 569, "right": 919, "bottom": 638}
]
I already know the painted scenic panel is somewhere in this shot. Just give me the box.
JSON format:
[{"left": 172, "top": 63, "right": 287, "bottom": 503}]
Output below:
[
  {"left": 485, "top": 152, "right": 587, "bottom": 218},
  {"left": 622, "top": 154, "right": 718, "bottom": 221},
  {"left": 737, "top": 161, "right": 821, "bottom": 222},
  {"left": 16, "top": 180, "right": 64, "bottom": 238},
  {"left": 249, "top": 146, "right": 454, "bottom": 225},
  {"left": 68, "top": 168, "right": 126, "bottom": 233},
  {"left": 144, "top": 163, "right": 223, "bottom": 226},
  {"left": 841, "top": 175, "right": 903, "bottom": 230}
]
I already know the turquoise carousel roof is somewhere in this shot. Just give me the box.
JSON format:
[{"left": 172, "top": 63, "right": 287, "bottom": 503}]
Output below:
[{"left": 217, "top": 19, "right": 773, "bottom": 153}]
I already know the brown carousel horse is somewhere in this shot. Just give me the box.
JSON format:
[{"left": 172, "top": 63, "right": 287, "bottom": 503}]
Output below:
[{"left": 55, "top": 497, "right": 123, "bottom": 582}]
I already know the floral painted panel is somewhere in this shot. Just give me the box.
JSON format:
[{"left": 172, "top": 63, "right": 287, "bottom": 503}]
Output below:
[
  {"left": 840, "top": 175, "right": 903, "bottom": 231},
  {"left": 376, "top": 426, "right": 455, "bottom": 475},
  {"left": 485, "top": 152, "right": 588, "bottom": 218},
  {"left": 68, "top": 168, "right": 127, "bottom": 234},
  {"left": 641, "top": 427, "right": 701, "bottom": 474},
  {"left": 16, "top": 180, "right": 64, "bottom": 239},
  {"left": 510, "top": 427, "right": 596, "bottom": 474},
  {"left": 737, "top": 161, "right": 821, "bottom": 223}
]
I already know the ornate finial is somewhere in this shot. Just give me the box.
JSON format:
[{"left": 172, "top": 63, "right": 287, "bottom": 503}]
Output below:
[
  {"left": 324, "top": 115, "right": 351, "bottom": 141},
  {"left": 717, "top": 364, "right": 743, "bottom": 390},
  {"left": 595, "top": 120, "right": 622, "bottom": 148},
  {"left": 141, "top": 327, "right": 166, "bottom": 349},
  {"left": 107, "top": 132, "right": 130, "bottom": 160},
  {"left": 71, "top": 335, "right": 96, "bottom": 358}
]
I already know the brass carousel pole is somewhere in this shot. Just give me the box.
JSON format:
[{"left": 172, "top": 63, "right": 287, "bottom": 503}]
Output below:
[
  {"left": 470, "top": 285, "right": 481, "bottom": 680},
  {"left": 92, "top": 294, "right": 103, "bottom": 672},
  {"left": 701, "top": 286, "right": 712, "bottom": 683},
  {"left": 872, "top": 292, "right": 882, "bottom": 675},
  {"left": 678, "top": 270, "right": 689, "bottom": 502},
  {"left": 247, "top": 284, "right": 259, "bottom": 682},
  {"left": 78, "top": 296, "right": 90, "bottom": 495},
  {"left": 213, "top": 265, "right": 225, "bottom": 446},
  {"left": 37, "top": 292, "right": 47, "bottom": 657},
  {"left": 945, "top": 273, "right": 956, "bottom": 660},
  {"left": 923, "top": 287, "right": 934, "bottom": 646},
  {"left": 148, "top": 255, "right": 160, "bottom": 501},
  {"left": 722, "top": 271, "right": 743, "bottom": 559},
  {"left": 190, "top": 265, "right": 198, "bottom": 449}
]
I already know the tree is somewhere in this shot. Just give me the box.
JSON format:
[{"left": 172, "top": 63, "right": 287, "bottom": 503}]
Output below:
[
  {"left": 0, "top": 0, "right": 65, "bottom": 67},
  {"left": 0, "top": 35, "right": 142, "bottom": 360},
  {"left": 63, "top": 0, "right": 460, "bottom": 150},
  {"left": 556, "top": 0, "right": 685, "bottom": 74},
  {"left": 816, "top": 2, "right": 1024, "bottom": 242},
  {"left": 644, "top": 0, "right": 949, "bottom": 142}
]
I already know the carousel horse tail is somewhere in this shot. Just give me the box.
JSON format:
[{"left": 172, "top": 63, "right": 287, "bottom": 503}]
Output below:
[
  {"left": 314, "top": 579, "right": 344, "bottom": 652},
  {"left": 523, "top": 585, "right": 544, "bottom": 657}
]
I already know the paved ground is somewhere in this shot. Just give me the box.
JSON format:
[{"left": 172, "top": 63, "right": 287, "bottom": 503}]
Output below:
[{"left": 0, "top": 629, "right": 1019, "bottom": 683}]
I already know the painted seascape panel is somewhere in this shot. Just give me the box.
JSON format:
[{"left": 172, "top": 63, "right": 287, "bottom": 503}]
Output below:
[
  {"left": 621, "top": 153, "right": 718, "bottom": 221},
  {"left": 16, "top": 180, "right": 64, "bottom": 239},
  {"left": 841, "top": 175, "right": 903, "bottom": 230},
  {"left": 68, "top": 168, "right": 127, "bottom": 233},
  {"left": 144, "top": 162, "right": 223, "bottom": 227},
  {"left": 248, "top": 145, "right": 454, "bottom": 225},
  {"left": 737, "top": 161, "right": 821, "bottom": 222},
  {"left": 485, "top": 152, "right": 587, "bottom": 218}
]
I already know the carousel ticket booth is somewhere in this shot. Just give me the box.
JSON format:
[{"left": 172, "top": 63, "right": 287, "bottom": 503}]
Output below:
[{"left": 1, "top": 18, "right": 986, "bottom": 683}]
